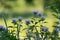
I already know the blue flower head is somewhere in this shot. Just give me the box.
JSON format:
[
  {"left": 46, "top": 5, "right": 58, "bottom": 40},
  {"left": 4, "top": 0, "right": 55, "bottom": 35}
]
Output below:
[
  {"left": 53, "top": 28, "right": 59, "bottom": 33},
  {"left": 40, "top": 26, "right": 48, "bottom": 31},
  {"left": 18, "top": 16, "right": 22, "bottom": 21},
  {"left": 0, "top": 25, "right": 4, "bottom": 29},
  {"left": 26, "top": 19, "right": 31, "bottom": 23},
  {"left": 33, "top": 10, "right": 39, "bottom": 15},
  {"left": 0, "top": 25, "right": 4, "bottom": 30},
  {"left": 25, "top": 19, "right": 31, "bottom": 25},
  {"left": 12, "top": 18, "right": 17, "bottom": 23}
]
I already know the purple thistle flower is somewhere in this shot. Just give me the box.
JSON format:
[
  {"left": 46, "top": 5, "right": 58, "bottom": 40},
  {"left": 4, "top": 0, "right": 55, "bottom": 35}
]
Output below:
[
  {"left": 26, "top": 20, "right": 31, "bottom": 23},
  {"left": 25, "top": 19, "right": 31, "bottom": 25},
  {"left": 12, "top": 18, "right": 17, "bottom": 23},
  {"left": 32, "top": 10, "right": 39, "bottom": 15},
  {"left": 0, "top": 25, "right": 5, "bottom": 30},
  {"left": 53, "top": 28, "right": 59, "bottom": 33},
  {"left": 18, "top": 16, "right": 22, "bottom": 21},
  {"left": 40, "top": 26, "right": 48, "bottom": 31},
  {"left": 0, "top": 25, "right": 8, "bottom": 31},
  {"left": 0, "top": 25, "right": 4, "bottom": 29}
]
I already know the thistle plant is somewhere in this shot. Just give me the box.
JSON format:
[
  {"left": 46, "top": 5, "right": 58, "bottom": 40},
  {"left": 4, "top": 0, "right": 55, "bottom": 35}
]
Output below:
[
  {"left": 31, "top": 10, "right": 48, "bottom": 40},
  {"left": 1, "top": 9, "right": 60, "bottom": 40},
  {"left": 0, "top": 25, "right": 17, "bottom": 40},
  {"left": 51, "top": 28, "right": 60, "bottom": 40},
  {"left": 40, "top": 25, "right": 50, "bottom": 40},
  {"left": 51, "top": 13, "right": 60, "bottom": 40},
  {"left": 12, "top": 16, "right": 23, "bottom": 40},
  {"left": 24, "top": 19, "right": 32, "bottom": 40},
  {"left": 52, "top": 14, "right": 60, "bottom": 30},
  {"left": 27, "top": 10, "right": 47, "bottom": 40}
]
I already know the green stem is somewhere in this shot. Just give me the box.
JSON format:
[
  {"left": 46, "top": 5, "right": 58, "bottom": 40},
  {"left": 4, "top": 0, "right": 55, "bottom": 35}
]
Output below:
[
  {"left": 17, "top": 24, "right": 20, "bottom": 40},
  {"left": 2, "top": 15, "right": 8, "bottom": 28},
  {"left": 35, "top": 27, "right": 40, "bottom": 40}
]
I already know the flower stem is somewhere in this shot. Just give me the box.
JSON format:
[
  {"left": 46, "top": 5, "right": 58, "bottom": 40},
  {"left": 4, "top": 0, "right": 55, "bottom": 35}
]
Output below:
[
  {"left": 17, "top": 24, "right": 20, "bottom": 40},
  {"left": 2, "top": 15, "right": 8, "bottom": 28}
]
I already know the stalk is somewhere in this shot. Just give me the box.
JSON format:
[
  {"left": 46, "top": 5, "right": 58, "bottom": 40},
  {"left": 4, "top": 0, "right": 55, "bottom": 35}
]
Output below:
[{"left": 17, "top": 23, "right": 20, "bottom": 40}]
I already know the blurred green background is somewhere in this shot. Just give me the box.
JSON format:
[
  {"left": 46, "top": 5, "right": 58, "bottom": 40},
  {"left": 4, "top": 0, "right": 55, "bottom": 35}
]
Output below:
[{"left": 0, "top": 0, "right": 43, "bottom": 26}]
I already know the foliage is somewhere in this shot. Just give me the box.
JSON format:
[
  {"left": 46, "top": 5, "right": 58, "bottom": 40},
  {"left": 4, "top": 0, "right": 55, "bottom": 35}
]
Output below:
[
  {"left": 0, "top": 0, "right": 17, "bottom": 9},
  {"left": 0, "top": 25, "right": 17, "bottom": 40},
  {"left": 0, "top": 10, "right": 59, "bottom": 40},
  {"left": 44, "top": 0, "right": 60, "bottom": 13}
]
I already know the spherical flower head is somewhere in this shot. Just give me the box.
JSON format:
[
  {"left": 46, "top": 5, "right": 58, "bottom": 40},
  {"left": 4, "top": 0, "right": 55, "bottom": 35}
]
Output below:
[
  {"left": 25, "top": 19, "right": 31, "bottom": 25},
  {"left": 26, "top": 20, "right": 31, "bottom": 23},
  {"left": 40, "top": 26, "right": 48, "bottom": 31},
  {"left": 12, "top": 18, "right": 17, "bottom": 23},
  {"left": 53, "top": 28, "right": 59, "bottom": 33},
  {"left": 0, "top": 25, "right": 4, "bottom": 30},
  {"left": 33, "top": 10, "right": 39, "bottom": 15},
  {"left": 18, "top": 16, "right": 22, "bottom": 21},
  {"left": 0, "top": 25, "right": 3, "bottom": 29}
]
